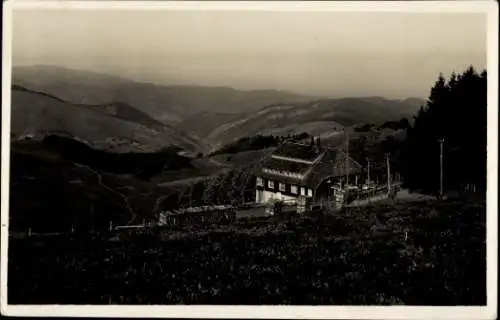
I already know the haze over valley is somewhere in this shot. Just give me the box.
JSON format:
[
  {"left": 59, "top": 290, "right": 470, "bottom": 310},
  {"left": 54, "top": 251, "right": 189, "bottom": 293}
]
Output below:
[
  {"left": 12, "top": 65, "right": 425, "bottom": 153},
  {"left": 6, "top": 4, "right": 491, "bottom": 308},
  {"left": 11, "top": 9, "right": 485, "bottom": 153}
]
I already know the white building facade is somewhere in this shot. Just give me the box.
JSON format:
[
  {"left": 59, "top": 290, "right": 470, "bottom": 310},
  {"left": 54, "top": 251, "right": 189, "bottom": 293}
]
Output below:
[
  {"left": 254, "top": 141, "right": 362, "bottom": 206},
  {"left": 255, "top": 176, "right": 313, "bottom": 204},
  {"left": 254, "top": 142, "right": 323, "bottom": 205}
]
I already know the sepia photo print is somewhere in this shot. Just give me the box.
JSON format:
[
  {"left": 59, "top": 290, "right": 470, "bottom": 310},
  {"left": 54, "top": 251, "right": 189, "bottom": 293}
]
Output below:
[{"left": 1, "top": 1, "right": 497, "bottom": 319}]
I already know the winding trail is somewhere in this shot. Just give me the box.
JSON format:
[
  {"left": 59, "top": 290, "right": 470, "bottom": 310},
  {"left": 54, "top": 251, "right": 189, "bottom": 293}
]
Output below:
[
  {"left": 151, "top": 191, "right": 175, "bottom": 216},
  {"left": 158, "top": 175, "right": 213, "bottom": 188},
  {"left": 74, "top": 163, "right": 137, "bottom": 225},
  {"left": 206, "top": 157, "right": 230, "bottom": 168}
]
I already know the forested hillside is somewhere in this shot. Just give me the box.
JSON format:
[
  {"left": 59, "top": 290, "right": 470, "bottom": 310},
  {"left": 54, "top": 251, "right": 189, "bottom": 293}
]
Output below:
[
  {"left": 399, "top": 66, "right": 487, "bottom": 195},
  {"left": 39, "top": 135, "right": 193, "bottom": 180}
]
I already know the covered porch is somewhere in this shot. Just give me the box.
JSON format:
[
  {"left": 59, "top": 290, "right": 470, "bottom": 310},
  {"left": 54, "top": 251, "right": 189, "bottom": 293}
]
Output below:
[{"left": 314, "top": 173, "right": 364, "bottom": 201}]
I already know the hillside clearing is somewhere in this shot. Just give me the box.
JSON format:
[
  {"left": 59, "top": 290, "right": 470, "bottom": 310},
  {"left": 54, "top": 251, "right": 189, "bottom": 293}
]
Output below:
[{"left": 8, "top": 198, "right": 485, "bottom": 305}]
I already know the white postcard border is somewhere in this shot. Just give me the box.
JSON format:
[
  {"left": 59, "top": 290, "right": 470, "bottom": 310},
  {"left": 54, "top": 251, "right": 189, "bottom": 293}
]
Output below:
[{"left": 1, "top": 1, "right": 498, "bottom": 319}]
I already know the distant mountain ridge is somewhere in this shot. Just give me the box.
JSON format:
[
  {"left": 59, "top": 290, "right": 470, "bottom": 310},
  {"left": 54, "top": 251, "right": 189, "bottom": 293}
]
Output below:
[
  {"left": 12, "top": 65, "right": 320, "bottom": 125},
  {"left": 12, "top": 84, "right": 165, "bottom": 128},
  {"left": 10, "top": 85, "right": 206, "bottom": 153},
  {"left": 206, "top": 97, "right": 422, "bottom": 147},
  {"left": 11, "top": 65, "right": 425, "bottom": 150}
]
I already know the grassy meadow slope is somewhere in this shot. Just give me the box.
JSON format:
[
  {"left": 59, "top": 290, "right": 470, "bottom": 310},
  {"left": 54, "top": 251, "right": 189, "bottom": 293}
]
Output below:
[
  {"left": 205, "top": 97, "right": 422, "bottom": 147},
  {"left": 9, "top": 137, "right": 197, "bottom": 233},
  {"left": 12, "top": 65, "right": 424, "bottom": 150},
  {"left": 10, "top": 85, "right": 205, "bottom": 153},
  {"left": 177, "top": 112, "right": 243, "bottom": 140},
  {"left": 8, "top": 198, "right": 485, "bottom": 305},
  {"left": 12, "top": 65, "right": 319, "bottom": 126},
  {"left": 10, "top": 144, "right": 134, "bottom": 232}
]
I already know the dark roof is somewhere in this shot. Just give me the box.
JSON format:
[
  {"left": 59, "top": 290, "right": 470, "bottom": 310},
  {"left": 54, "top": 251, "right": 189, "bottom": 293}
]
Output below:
[
  {"left": 258, "top": 171, "right": 304, "bottom": 186},
  {"left": 272, "top": 142, "right": 322, "bottom": 162},
  {"left": 262, "top": 157, "right": 311, "bottom": 174},
  {"left": 256, "top": 146, "right": 363, "bottom": 190},
  {"left": 303, "top": 149, "right": 362, "bottom": 190}
]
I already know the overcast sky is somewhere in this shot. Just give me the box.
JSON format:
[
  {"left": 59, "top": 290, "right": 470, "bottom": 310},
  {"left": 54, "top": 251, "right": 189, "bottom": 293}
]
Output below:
[{"left": 12, "top": 9, "right": 487, "bottom": 99}]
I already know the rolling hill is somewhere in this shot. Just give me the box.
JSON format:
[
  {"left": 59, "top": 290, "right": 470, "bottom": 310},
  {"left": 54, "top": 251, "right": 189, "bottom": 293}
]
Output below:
[
  {"left": 11, "top": 65, "right": 425, "bottom": 150},
  {"left": 10, "top": 85, "right": 206, "bottom": 153},
  {"left": 205, "top": 97, "right": 423, "bottom": 147},
  {"left": 177, "top": 112, "right": 243, "bottom": 140},
  {"left": 12, "top": 65, "right": 319, "bottom": 126},
  {"left": 9, "top": 138, "right": 187, "bottom": 232}
]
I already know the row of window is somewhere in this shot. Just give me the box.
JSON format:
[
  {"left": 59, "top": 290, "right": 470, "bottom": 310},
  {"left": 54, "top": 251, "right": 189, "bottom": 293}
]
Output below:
[
  {"left": 256, "top": 177, "right": 312, "bottom": 196},
  {"left": 262, "top": 168, "right": 305, "bottom": 180}
]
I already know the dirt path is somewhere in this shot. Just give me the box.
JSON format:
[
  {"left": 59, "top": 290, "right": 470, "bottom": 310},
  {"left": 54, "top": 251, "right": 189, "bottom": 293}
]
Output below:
[
  {"left": 206, "top": 157, "right": 229, "bottom": 168},
  {"left": 158, "top": 175, "right": 212, "bottom": 187},
  {"left": 157, "top": 167, "right": 231, "bottom": 188},
  {"left": 151, "top": 190, "right": 176, "bottom": 216},
  {"left": 74, "top": 163, "right": 137, "bottom": 224}
]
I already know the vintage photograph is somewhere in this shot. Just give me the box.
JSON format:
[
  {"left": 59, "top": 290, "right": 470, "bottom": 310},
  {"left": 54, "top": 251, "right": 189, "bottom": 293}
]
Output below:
[{"left": 1, "top": 1, "right": 497, "bottom": 318}]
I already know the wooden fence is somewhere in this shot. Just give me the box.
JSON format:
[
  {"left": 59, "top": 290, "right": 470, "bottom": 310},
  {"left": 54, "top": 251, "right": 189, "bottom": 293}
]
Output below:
[{"left": 351, "top": 182, "right": 402, "bottom": 202}]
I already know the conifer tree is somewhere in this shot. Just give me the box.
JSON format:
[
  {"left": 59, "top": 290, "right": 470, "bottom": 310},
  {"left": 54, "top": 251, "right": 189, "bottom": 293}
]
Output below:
[{"left": 400, "top": 66, "right": 487, "bottom": 195}]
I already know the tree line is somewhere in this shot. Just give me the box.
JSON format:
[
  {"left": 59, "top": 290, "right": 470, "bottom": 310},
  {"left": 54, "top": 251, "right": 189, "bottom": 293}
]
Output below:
[
  {"left": 354, "top": 118, "right": 411, "bottom": 133},
  {"left": 42, "top": 135, "right": 193, "bottom": 180},
  {"left": 210, "top": 132, "right": 310, "bottom": 156},
  {"left": 399, "top": 66, "right": 487, "bottom": 195}
]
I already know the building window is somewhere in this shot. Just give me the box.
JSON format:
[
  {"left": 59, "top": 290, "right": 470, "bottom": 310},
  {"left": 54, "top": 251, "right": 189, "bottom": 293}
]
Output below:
[
  {"left": 279, "top": 183, "right": 286, "bottom": 192},
  {"left": 307, "top": 188, "right": 313, "bottom": 197},
  {"left": 256, "top": 177, "right": 263, "bottom": 186},
  {"left": 301, "top": 187, "right": 306, "bottom": 196},
  {"left": 291, "top": 185, "right": 298, "bottom": 194},
  {"left": 268, "top": 179, "right": 274, "bottom": 189}
]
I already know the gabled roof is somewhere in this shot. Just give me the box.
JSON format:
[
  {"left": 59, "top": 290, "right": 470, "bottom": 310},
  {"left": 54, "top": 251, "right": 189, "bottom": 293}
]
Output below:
[
  {"left": 303, "top": 148, "right": 362, "bottom": 190},
  {"left": 272, "top": 142, "right": 322, "bottom": 162},
  {"left": 256, "top": 142, "right": 362, "bottom": 190},
  {"left": 261, "top": 157, "right": 311, "bottom": 175}
]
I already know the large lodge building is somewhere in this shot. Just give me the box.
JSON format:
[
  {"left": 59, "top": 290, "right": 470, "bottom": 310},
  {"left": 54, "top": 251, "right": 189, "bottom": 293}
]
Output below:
[{"left": 255, "top": 140, "right": 363, "bottom": 206}]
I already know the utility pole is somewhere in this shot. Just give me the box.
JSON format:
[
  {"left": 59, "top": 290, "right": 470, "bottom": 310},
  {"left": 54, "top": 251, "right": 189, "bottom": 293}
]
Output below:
[
  {"left": 345, "top": 132, "right": 349, "bottom": 187},
  {"left": 386, "top": 153, "right": 391, "bottom": 193},
  {"left": 439, "top": 138, "right": 445, "bottom": 199},
  {"left": 366, "top": 158, "right": 371, "bottom": 186}
]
